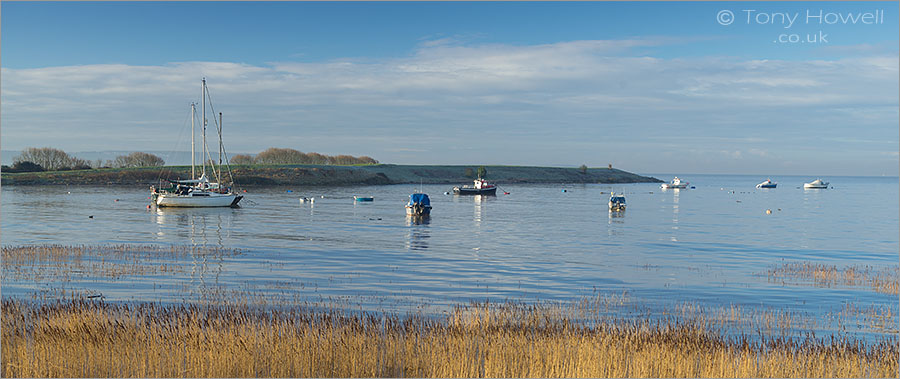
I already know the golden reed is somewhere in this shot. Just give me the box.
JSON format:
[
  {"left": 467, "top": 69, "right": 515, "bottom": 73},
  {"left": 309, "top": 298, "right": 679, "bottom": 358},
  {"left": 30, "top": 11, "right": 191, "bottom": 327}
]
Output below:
[{"left": 2, "top": 299, "right": 896, "bottom": 378}]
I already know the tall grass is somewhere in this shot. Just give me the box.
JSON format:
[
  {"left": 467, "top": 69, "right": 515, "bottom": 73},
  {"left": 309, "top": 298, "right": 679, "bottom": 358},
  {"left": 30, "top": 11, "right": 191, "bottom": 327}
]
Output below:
[
  {"left": 2, "top": 244, "right": 242, "bottom": 281},
  {"left": 767, "top": 262, "right": 899, "bottom": 295},
  {"left": 2, "top": 298, "right": 896, "bottom": 378}
]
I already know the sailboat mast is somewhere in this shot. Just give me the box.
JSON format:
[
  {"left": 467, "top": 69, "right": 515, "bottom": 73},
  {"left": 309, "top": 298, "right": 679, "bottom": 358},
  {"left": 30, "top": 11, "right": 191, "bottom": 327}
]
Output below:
[
  {"left": 201, "top": 78, "right": 207, "bottom": 178},
  {"left": 191, "top": 103, "right": 196, "bottom": 179},
  {"left": 218, "top": 112, "right": 223, "bottom": 166}
]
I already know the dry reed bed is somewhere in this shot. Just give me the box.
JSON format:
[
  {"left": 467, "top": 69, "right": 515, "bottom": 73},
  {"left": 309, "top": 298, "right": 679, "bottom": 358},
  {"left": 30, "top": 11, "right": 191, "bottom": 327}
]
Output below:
[
  {"left": 1, "top": 244, "right": 242, "bottom": 280},
  {"left": 766, "top": 262, "right": 899, "bottom": 295},
  {"left": 2, "top": 299, "right": 896, "bottom": 378}
]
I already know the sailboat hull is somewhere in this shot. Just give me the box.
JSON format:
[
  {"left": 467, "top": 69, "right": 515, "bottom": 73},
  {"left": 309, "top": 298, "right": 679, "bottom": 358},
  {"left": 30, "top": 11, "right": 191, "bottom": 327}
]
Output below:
[{"left": 156, "top": 193, "right": 242, "bottom": 207}]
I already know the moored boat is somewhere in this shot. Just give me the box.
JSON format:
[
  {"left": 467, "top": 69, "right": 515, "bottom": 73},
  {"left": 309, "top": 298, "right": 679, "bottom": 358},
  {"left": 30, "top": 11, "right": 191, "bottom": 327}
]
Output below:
[
  {"left": 608, "top": 192, "right": 626, "bottom": 211},
  {"left": 406, "top": 193, "right": 432, "bottom": 216},
  {"left": 756, "top": 179, "right": 777, "bottom": 189},
  {"left": 153, "top": 78, "right": 242, "bottom": 208},
  {"left": 453, "top": 178, "right": 497, "bottom": 195},
  {"left": 804, "top": 179, "right": 829, "bottom": 189},
  {"left": 661, "top": 177, "right": 688, "bottom": 189}
]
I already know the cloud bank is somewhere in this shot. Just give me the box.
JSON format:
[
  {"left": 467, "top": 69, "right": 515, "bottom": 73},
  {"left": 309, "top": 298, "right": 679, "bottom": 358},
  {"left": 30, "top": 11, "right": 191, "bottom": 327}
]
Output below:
[{"left": 2, "top": 38, "right": 897, "bottom": 174}]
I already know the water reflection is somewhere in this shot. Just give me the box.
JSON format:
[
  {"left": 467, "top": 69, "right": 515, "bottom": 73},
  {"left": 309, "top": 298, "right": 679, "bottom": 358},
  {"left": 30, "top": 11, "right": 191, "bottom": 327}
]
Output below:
[
  {"left": 299, "top": 197, "right": 316, "bottom": 218},
  {"left": 607, "top": 209, "right": 625, "bottom": 236},
  {"left": 153, "top": 207, "right": 231, "bottom": 247},
  {"left": 671, "top": 189, "right": 680, "bottom": 242},
  {"left": 405, "top": 215, "right": 431, "bottom": 251},
  {"left": 472, "top": 195, "right": 489, "bottom": 226}
]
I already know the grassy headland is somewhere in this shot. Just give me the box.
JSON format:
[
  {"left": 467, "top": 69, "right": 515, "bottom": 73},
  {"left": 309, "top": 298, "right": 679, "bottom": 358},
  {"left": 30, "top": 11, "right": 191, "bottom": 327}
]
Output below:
[{"left": 0, "top": 164, "right": 661, "bottom": 186}]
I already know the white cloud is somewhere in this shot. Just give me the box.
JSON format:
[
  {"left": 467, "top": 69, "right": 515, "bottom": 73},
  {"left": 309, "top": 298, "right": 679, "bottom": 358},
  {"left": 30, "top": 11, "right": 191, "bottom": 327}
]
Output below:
[{"left": 1, "top": 39, "right": 897, "bottom": 174}]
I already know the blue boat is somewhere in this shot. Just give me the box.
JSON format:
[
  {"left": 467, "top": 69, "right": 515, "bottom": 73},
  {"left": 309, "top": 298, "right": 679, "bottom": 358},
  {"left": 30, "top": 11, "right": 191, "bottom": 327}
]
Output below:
[
  {"left": 354, "top": 196, "right": 374, "bottom": 202},
  {"left": 406, "top": 193, "right": 432, "bottom": 216},
  {"left": 608, "top": 192, "right": 626, "bottom": 211}
]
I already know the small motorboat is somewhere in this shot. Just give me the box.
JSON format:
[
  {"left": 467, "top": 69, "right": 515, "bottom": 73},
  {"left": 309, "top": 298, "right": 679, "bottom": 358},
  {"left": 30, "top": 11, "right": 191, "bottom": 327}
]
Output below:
[
  {"left": 756, "top": 179, "right": 777, "bottom": 189},
  {"left": 406, "top": 193, "right": 432, "bottom": 216},
  {"left": 354, "top": 196, "right": 374, "bottom": 202},
  {"left": 661, "top": 177, "right": 688, "bottom": 189},
  {"left": 453, "top": 178, "right": 498, "bottom": 195},
  {"left": 608, "top": 192, "right": 626, "bottom": 211},
  {"left": 804, "top": 179, "right": 829, "bottom": 189}
]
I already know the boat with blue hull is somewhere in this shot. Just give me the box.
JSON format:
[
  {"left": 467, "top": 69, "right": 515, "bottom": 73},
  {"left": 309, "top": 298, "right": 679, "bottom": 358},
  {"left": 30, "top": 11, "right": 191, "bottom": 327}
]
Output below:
[
  {"left": 608, "top": 192, "right": 626, "bottom": 211},
  {"left": 406, "top": 193, "right": 432, "bottom": 216}
]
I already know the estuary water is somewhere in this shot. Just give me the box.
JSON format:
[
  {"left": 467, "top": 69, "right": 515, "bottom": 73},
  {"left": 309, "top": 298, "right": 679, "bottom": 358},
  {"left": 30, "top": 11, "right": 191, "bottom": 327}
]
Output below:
[{"left": 2, "top": 174, "right": 898, "bottom": 339}]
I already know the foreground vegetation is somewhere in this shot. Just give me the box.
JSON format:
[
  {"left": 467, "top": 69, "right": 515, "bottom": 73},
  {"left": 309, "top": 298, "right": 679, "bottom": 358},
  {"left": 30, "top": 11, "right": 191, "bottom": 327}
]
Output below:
[{"left": 2, "top": 298, "right": 896, "bottom": 378}]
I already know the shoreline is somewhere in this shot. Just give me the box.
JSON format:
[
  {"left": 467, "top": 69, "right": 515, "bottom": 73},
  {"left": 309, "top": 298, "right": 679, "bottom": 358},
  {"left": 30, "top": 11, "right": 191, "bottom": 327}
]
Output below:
[{"left": 0, "top": 164, "right": 662, "bottom": 186}]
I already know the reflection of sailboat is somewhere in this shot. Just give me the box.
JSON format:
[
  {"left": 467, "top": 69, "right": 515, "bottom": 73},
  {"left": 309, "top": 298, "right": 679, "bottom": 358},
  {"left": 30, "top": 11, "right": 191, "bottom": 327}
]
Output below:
[
  {"left": 153, "top": 206, "right": 233, "bottom": 242},
  {"left": 153, "top": 78, "right": 242, "bottom": 207}
]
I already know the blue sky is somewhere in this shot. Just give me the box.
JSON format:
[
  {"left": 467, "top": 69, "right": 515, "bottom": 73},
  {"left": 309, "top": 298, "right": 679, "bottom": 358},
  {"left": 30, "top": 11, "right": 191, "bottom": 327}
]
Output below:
[{"left": 2, "top": 1, "right": 898, "bottom": 175}]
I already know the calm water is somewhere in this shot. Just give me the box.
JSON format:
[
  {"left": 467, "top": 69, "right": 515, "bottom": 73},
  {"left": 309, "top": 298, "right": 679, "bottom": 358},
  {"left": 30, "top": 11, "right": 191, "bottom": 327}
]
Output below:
[{"left": 3, "top": 174, "right": 898, "bottom": 338}]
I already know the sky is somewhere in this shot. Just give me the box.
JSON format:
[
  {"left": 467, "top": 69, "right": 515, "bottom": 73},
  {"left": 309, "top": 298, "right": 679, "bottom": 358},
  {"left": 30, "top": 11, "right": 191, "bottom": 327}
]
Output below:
[{"left": 1, "top": 1, "right": 898, "bottom": 176}]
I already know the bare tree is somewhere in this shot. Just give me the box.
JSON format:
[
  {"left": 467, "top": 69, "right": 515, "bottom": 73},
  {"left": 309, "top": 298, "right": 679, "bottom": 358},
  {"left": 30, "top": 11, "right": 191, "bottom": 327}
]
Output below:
[
  {"left": 15, "top": 147, "right": 70, "bottom": 171},
  {"left": 477, "top": 166, "right": 487, "bottom": 179},
  {"left": 229, "top": 154, "right": 254, "bottom": 165},
  {"left": 112, "top": 152, "right": 165, "bottom": 168}
]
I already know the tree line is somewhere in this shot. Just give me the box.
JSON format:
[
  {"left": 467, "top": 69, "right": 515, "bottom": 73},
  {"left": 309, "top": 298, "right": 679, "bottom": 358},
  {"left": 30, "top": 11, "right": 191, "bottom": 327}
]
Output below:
[
  {"left": 3, "top": 146, "right": 378, "bottom": 173},
  {"left": 2, "top": 148, "right": 165, "bottom": 173},
  {"left": 230, "top": 148, "right": 377, "bottom": 166}
]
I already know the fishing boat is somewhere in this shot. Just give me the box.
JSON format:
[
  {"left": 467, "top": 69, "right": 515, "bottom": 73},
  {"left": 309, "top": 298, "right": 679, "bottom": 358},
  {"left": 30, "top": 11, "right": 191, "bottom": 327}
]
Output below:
[
  {"left": 453, "top": 178, "right": 497, "bottom": 195},
  {"left": 608, "top": 192, "right": 626, "bottom": 211},
  {"left": 406, "top": 193, "right": 432, "bottom": 216},
  {"left": 660, "top": 177, "right": 688, "bottom": 189},
  {"left": 153, "top": 78, "right": 242, "bottom": 207},
  {"left": 756, "top": 179, "right": 777, "bottom": 189},
  {"left": 804, "top": 179, "right": 829, "bottom": 189}
]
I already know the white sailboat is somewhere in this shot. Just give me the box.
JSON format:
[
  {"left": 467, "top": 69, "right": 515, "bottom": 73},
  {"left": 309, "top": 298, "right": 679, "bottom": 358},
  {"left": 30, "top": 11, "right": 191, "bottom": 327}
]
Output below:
[
  {"left": 661, "top": 177, "right": 688, "bottom": 189},
  {"left": 803, "top": 179, "right": 829, "bottom": 189},
  {"left": 153, "top": 78, "right": 243, "bottom": 207}
]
